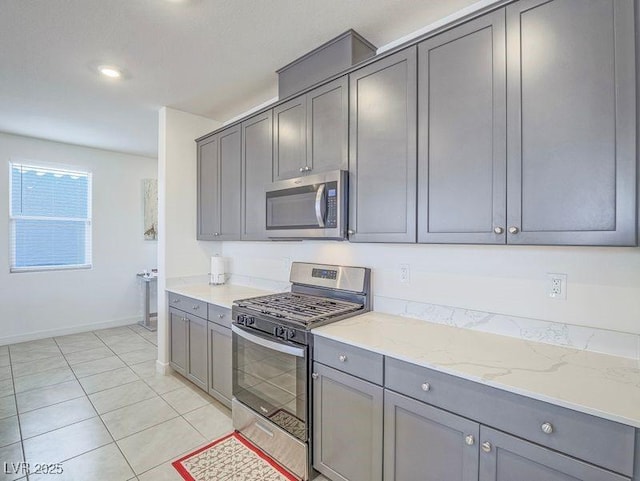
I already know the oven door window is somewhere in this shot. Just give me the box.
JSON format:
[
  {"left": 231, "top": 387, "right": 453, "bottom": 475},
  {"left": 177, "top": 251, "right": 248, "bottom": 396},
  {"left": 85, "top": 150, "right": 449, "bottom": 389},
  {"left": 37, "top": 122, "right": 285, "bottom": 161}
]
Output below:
[
  {"left": 266, "top": 185, "right": 321, "bottom": 229},
  {"left": 232, "top": 326, "right": 307, "bottom": 441}
]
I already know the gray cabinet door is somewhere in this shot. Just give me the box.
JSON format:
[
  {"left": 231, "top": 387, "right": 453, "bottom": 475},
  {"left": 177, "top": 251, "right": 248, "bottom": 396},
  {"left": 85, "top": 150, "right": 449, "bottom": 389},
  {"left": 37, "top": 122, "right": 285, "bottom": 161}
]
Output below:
[
  {"left": 306, "top": 76, "right": 348, "bottom": 175},
  {"left": 506, "top": 0, "right": 636, "bottom": 246},
  {"left": 169, "top": 308, "right": 187, "bottom": 376},
  {"left": 312, "top": 362, "right": 383, "bottom": 481},
  {"left": 241, "top": 110, "right": 273, "bottom": 240},
  {"left": 384, "top": 390, "right": 479, "bottom": 481},
  {"left": 186, "top": 313, "right": 208, "bottom": 392},
  {"left": 197, "top": 136, "right": 220, "bottom": 240},
  {"left": 273, "top": 96, "right": 307, "bottom": 180},
  {"left": 479, "top": 426, "right": 630, "bottom": 481},
  {"left": 418, "top": 10, "right": 507, "bottom": 244},
  {"left": 208, "top": 322, "right": 232, "bottom": 408},
  {"left": 218, "top": 125, "right": 241, "bottom": 240},
  {"left": 349, "top": 47, "right": 417, "bottom": 243}
]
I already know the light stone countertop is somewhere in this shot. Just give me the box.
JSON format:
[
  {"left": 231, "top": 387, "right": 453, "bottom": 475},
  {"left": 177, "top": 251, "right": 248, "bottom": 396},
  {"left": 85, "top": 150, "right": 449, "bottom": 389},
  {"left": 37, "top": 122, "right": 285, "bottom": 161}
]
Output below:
[
  {"left": 165, "top": 283, "right": 279, "bottom": 309},
  {"left": 313, "top": 311, "right": 640, "bottom": 428}
]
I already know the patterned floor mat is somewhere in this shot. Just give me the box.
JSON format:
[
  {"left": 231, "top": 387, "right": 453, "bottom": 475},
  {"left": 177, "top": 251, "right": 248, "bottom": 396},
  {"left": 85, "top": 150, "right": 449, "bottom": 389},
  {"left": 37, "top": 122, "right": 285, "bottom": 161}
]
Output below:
[{"left": 172, "top": 432, "right": 297, "bottom": 481}]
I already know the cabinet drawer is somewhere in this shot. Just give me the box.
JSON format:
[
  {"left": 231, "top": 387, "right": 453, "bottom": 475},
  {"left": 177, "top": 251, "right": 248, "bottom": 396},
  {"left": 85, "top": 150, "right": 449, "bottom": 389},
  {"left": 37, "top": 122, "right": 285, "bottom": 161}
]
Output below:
[
  {"left": 385, "top": 357, "right": 635, "bottom": 476},
  {"left": 167, "top": 292, "right": 207, "bottom": 318},
  {"left": 208, "top": 304, "right": 232, "bottom": 328},
  {"left": 314, "top": 336, "right": 383, "bottom": 385}
]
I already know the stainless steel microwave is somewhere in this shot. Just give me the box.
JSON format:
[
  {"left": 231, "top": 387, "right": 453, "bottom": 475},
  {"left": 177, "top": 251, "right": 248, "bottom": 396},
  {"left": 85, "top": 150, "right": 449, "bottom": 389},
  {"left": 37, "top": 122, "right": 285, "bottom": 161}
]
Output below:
[{"left": 265, "top": 170, "right": 347, "bottom": 240}]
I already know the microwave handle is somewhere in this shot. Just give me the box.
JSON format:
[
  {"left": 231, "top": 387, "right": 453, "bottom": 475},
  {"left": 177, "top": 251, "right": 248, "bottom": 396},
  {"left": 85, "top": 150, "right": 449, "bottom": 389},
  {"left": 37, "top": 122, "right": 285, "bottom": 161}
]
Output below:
[{"left": 315, "top": 184, "right": 326, "bottom": 227}]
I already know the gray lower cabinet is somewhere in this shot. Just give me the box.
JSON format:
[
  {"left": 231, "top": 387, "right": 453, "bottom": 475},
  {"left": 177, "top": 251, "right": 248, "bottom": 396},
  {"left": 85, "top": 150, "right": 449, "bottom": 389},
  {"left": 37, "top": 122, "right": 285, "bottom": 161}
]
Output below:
[
  {"left": 312, "top": 362, "right": 383, "bottom": 481},
  {"left": 186, "top": 313, "right": 208, "bottom": 391},
  {"left": 418, "top": 9, "right": 507, "bottom": 244},
  {"left": 505, "top": 0, "right": 636, "bottom": 246},
  {"left": 384, "top": 390, "right": 479, "bottom": 481},
  {"left": 169, "top": 307, "right": 187, "bottom": 376},
  {"left": 241, "top": 110, "right": 273, "bottom": 240},
  {"left": 273, "top": 76, "right": 348, "bottom": 181},
  {"left": 197, "top": 125, "right": 242, "bottom": 240},
  {"left": 348, "top": 47, "right": 417, "bottom": 243},
  {"left": 479, "top": 426, "right": 630, "bottom": 481},
  {"left": 208, "top": 321, "right": 232, "bottom": 408}
]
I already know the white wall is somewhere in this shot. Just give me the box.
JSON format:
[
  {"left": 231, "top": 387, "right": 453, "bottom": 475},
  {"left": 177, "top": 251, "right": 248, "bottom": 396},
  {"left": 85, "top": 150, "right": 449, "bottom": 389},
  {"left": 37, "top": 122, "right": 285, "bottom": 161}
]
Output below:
[
  {"left": 157, "top": 107, "right": 221, "bottom": 368},
  {"left": 221, "top": 241, "right": 640, "bottom": 336},
  {"left": 0, "top": 132, "right": 157, "bottom": 345}
]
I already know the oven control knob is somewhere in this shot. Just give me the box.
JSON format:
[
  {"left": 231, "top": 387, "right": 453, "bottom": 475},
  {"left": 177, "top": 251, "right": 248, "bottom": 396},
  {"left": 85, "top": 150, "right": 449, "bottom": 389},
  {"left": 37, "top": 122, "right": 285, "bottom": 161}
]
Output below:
[
  {"left": 286, "top": 329, "right": 296, "bottom": 340},
  {"left": 274, "top": 326, "right": 285, "bottom": 337},
  {"left": 237, "top": 315, "right": 246, "bottom": 326},
  {"left": 246, "top": 317, "right": 255, "bottom": 326}
]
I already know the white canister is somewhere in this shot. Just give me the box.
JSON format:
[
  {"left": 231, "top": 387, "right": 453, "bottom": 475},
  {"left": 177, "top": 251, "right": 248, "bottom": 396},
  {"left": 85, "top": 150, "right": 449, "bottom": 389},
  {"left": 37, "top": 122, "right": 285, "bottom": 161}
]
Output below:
[{"left": 209, "top": 256, "right": 225, "bottom": 285}]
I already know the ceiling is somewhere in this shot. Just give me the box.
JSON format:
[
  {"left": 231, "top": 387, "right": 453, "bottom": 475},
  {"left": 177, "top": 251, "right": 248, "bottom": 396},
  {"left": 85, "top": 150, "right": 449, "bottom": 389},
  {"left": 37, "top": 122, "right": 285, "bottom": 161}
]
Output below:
[{"left": 0, "top": 0, "right": 480, "bottom": 158}]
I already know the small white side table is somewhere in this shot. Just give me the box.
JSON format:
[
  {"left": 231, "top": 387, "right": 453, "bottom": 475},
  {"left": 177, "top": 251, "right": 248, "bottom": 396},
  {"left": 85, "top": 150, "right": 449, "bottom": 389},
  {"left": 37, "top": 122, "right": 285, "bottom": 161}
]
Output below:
[{"left": 137, "top": 273, "right": 157, "bottom": 331}]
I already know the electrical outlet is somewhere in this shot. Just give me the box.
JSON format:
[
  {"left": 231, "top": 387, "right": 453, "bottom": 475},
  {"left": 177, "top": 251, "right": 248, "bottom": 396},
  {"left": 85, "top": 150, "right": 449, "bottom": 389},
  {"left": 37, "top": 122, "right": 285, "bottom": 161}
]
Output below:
[
  {"left": 547, "top": 273, "right": 567, "bottom": 300},
  {"left": 399, "top": 264, "right": 410, "bottom": 284}
]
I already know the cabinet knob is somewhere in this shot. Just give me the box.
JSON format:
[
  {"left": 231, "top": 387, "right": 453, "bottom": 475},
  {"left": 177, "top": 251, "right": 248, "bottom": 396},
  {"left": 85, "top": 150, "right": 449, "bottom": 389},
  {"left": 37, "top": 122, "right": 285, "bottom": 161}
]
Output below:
[
  {"left": 299, "top": 167, "right": 305, "bottom": 173},
  {"left": 493, "top": 227, "right": 504, "bottom": 235},
  {"left": 508, "top": 226, "right": 519, "bottom": 234},
  {"left": 347, "top": 229, "right": 355, "bottom": 235},
  {"left": 541, "top": 422, "right": 554, "bottom": 435},
  {"left": 338, "top": 354, "right": 347, "bottom": 362},
  {"left": 421, "top": 382, "right": 431, "bottom": 392},
  {"left": 173, "top": 299, "right": 180, "bottom": 303},
  {"left": 192, "top": 305, "right": 199, "bottom": 310},
  {"left": 218, "top": 314, "right": 224, "bottom": 319},
  {"left": 464, "top": 435, "right": 475, "bottom": 446},
  {"left": 305, "top": 166, "right": 312, "bottom": 172},
  {"left": 311, "top": 373, "right": 318, "bottom": 380},
  {"left": 481, "top": 441, "right": 492, "bottom": 453},
  {"left": 214, "top": 232, "right": 220, "bottom": 236}
]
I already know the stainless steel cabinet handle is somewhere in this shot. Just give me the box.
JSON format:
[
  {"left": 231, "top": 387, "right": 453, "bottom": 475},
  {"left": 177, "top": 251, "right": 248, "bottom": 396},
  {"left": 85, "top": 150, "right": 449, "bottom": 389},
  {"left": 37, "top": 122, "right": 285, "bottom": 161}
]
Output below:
[
  {"left": 494, "top": 227, "right": 504, "bottom": 234},
  {"left": 311, "top": 373, "right": 318, "bottom": 380},
  {"left": 508, "top": 226, "right": 519, "bottom": 234},
  {"left": 541, "top": 422, "right": 554, "bottom": 434},
  {"left": 481, "top": 441, "right": 492, "bottom": 453},
  {"left": 421, "top": 382, "right": 431, "bottom": 392},
  {"left": 338, "top": 354, "right": 347, "bottom": 362},
  {"left": 347, "top": 229, "right": 355, "bottom": 235},
  {"left": 465, "top": 435, "right": 475, "bottom": 446}
]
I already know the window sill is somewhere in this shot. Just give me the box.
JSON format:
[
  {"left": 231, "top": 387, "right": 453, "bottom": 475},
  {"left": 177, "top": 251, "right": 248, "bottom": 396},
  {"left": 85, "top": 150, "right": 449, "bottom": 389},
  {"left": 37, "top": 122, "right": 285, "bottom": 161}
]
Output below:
[{"left": 10, "top": 264, "right": 93, "bottom": 273}]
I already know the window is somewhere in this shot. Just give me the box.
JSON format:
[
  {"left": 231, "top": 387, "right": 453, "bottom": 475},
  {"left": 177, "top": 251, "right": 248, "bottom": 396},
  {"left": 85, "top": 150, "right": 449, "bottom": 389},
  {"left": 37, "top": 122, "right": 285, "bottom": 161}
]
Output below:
[{"left": 10, "top": 163, "right": 92, "bottom": 272}]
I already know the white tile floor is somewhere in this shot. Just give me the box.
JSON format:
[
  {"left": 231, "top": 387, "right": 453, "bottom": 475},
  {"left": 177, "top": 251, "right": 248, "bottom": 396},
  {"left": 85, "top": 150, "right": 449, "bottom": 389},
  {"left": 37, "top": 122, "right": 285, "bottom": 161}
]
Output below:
[{"left": 0, "top": 325, "right": 232, "bottom": 481}]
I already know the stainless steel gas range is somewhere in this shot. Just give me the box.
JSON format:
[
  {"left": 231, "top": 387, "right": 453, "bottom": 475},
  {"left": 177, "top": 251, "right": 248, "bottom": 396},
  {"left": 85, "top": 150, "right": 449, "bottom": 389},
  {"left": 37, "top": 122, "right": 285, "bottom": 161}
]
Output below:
[{"left": 231, "top": 262, "right": 371, "bottom": 480}]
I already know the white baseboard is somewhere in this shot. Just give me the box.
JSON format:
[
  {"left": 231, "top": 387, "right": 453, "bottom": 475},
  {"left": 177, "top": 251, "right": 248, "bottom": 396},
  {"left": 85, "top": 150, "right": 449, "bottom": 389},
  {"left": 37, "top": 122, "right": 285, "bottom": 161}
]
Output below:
[
  {"left": 0, "top": 316, "right": 140, "bottom": 347},
  {"left": 156, "top": 359, "right": 172, "bottom": 375}
]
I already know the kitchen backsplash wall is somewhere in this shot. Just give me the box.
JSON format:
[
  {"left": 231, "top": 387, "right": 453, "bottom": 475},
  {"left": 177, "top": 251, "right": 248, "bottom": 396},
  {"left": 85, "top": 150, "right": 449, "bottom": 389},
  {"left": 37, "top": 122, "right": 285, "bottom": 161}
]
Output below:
[{"left": 220, "top": 241, "right": 640, "bottom": 360}]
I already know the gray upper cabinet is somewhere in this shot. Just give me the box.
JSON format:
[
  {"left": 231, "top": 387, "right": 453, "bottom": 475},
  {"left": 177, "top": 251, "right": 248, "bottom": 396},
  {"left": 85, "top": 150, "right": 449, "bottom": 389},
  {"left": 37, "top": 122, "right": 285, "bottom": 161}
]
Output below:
[
  {"left": 197, "top": 136, "right": 220, "bottom": 240},
  {"left": 384, "top": 390, "right": 479, "bottom": 481},
  {"left": 349, "top": 47, "right": 417, "bottom": 243},
  {"left": 479, "top": 426, "right": 630, "bottom": 481},
  {"left": 312, "top": 362, "right": 383, "bottom": 481},
  {"left": 241, "top": 110, "right": 273, "bottom": 240},
  {"left": 273, "top": 96, "right": 307, "bottom": 180},
  {"left": 306, "top": 76, "right": 348, "bottom": 174},
  {"left": 506, "top": 0, "right": 636, "bottom": 246},
  {"left": 418, "top": 10, "right": 507, "bottom": 244},
  {"left": 274, "top": 76, "right": 348, "bottom": 181},
  {"left": 197, "top": 125, "right": 242, "bottom": 240}
]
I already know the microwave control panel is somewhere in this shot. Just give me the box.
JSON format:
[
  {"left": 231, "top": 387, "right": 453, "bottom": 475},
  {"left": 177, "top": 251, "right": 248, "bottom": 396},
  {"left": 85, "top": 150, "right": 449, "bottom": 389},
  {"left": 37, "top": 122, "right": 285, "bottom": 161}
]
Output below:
[{"left": 326, "top": 182, "right": 338, "bottom": 228}]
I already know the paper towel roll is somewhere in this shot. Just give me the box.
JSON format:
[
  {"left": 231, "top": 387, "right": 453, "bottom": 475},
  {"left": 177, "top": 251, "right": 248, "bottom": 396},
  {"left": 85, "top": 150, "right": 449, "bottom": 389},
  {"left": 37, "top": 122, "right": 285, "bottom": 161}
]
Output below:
[{"left": 210, "top": 256, "right": 225, "bottom": 285}]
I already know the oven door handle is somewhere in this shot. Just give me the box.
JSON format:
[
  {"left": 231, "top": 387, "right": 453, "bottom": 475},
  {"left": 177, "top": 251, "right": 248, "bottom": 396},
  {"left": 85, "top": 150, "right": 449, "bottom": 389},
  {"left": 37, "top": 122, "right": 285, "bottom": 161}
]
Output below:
[
  {"left": 315, "top": 184, "right": 326, "bottom": 228},
  {"left": 232, "top": 325, "right": 306, "bottom": 358}
]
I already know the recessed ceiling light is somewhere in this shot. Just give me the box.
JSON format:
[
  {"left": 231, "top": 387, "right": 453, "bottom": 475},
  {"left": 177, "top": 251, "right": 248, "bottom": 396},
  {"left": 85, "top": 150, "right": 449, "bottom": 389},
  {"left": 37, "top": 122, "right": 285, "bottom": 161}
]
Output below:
[{"left": 98, "top": 65, "right": 122, "bottom": 79}]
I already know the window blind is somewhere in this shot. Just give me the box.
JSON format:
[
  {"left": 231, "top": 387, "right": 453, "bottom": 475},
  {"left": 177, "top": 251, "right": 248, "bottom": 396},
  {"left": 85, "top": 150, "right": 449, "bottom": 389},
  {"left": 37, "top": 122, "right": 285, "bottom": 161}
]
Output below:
[{"left": 9, "top": 163, "right": 92, "bottom": 272}]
